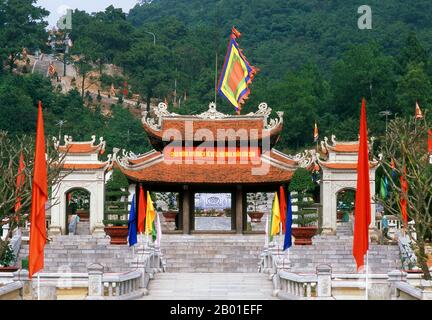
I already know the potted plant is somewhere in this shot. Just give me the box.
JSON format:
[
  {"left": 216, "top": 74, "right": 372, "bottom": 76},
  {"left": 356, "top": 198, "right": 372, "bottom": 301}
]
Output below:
[
  {"left": 0, "top": 244, "right": 18, "bottom": 272},
  {"left": 156, "top": 192, "right": 178, "bottom": 222},
  {"left": 247, "top": 193, "right": 268, "bottom": 222},
  {"left": 103, "top": 220, "right": 129, "bottom": 245},
  {"left": 289, "top": 168, "right": 318, "bottom": 245},
  {"left": 103, "top": 169, "right": 129, "bottom": 245}
]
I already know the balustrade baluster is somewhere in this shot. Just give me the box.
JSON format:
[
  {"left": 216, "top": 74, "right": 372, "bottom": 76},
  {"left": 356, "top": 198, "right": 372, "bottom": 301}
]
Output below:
[{"left": 306, "top": 283, "right": 312, "bottom": 297}]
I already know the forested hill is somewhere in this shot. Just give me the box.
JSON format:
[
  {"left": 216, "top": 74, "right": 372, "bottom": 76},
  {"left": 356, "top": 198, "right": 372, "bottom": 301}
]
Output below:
[{"left": 128, "top": 0, "right": 432, "bottom": 79}]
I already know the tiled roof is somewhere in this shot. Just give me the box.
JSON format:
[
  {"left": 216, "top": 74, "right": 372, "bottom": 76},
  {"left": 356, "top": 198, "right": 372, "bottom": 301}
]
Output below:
[
  {"left": 116, "top": 161, "right": 294, "bottom": 184},
  {"left": 319, "top": 162, "right": 377, "bottom": 170},
  {"left": 61, "top": 163, "right": 108, "bottom": 170},
  {"left": 115, "top": 148, "right": 300, "bottom": 184},
  {"left": 58, "top": 143, "right": 101, "bottom": 154},
  {"left": 327, "top": 143, "right": 359, "bottom": 153}
]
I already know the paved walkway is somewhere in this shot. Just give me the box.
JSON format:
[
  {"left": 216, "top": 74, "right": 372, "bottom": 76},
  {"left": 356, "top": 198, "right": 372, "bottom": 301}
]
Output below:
[{"left": 140, "top": 273, "right": 276, "bottom": 300}]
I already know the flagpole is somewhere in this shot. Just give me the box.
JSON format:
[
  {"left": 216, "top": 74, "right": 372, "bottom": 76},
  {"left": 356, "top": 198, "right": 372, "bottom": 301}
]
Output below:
[
  {"left": 365, "top": 250, "right": 369, "bottom": 300},
  {"left": 214, "top": 52, "right": 218, "bottom": 106},
  {"left": 37, "top": 272, "right": 40, "bottom": 300}
]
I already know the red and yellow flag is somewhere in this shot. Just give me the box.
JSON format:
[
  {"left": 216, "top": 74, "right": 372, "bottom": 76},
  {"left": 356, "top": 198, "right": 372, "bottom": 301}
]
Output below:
[
  {"left": 145, "top": 191, "right": 156, "bottom": 236},
  {"left": 29, "top": 101, "right": 48, "bottom": 279},
  {"left": 137, "top": 184, "right": 146, "bottom": 234},
  {"left": 415, "top": 101, "right": 423, "bottom": 119},
  {"left": 313, "top": 122, "right": 319, "bottom": 142},
  {"left": 218, "top": 27, "right": 257, "bottom": 114}
]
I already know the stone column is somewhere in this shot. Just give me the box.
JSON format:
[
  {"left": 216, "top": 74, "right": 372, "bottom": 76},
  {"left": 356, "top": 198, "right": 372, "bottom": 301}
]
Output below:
[
  {"left": 388, "top": 270, "right": 407, "bottom": 300},
  {"left": 48, "top": 183, "right": 62, "bottom": 236},
  {"left": 316, "top": 264, "right": 332, "bottom": 298},
  {"left": 92, "top": 174, "right": 106, "bottom": 237},
  {"left": 235, "top": 185, "right": 243, "bottom": 234},
  {"left": 182, "top": 186, "right": 190, "bottom": 234},
  {"left": 320, "top": 178, "right": 335, "bottom": 235},
  {"left": 86, "top": 263, "right": 104, "bottom": 300}
]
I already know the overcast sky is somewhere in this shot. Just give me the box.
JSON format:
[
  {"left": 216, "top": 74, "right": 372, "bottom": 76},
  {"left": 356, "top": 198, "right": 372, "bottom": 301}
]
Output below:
[{"left": 37, "top": 0, "right": 140, "bottom": 27}]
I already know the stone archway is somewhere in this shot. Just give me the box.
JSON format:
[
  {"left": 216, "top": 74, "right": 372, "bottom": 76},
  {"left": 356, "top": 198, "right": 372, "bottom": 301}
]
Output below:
[
  {"left": 65, "top": 188, "right": 91, "bottom": 234},
  {"left": 335, "top": 188, "right": 356, "bottom": 223}
]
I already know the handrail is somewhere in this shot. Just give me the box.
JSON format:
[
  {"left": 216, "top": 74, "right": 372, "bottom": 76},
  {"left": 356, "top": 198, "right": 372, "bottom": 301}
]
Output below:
[
  {"left": 395, "top": 281, "right": 422, "bottom": 300},
  {"left": 278, "top": 270, "right": 318, "bottom": 299}
]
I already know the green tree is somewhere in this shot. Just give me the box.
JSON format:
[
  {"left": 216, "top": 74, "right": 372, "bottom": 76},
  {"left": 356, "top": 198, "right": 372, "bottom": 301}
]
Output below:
[
  {"left": 396, "top": 63, "right": 432, "bottom": 116},
  {"left": 378, "top": 115, "right": 432, "bottom": 279},
  {"left": 288, "top": 168, "right": 317, "bottom": 227},
  {"left": 0, "top": 0, "right": 48, "bottom": 72},
  {"left": 117, "top": 41, "right": 173, "bottom": 110}
]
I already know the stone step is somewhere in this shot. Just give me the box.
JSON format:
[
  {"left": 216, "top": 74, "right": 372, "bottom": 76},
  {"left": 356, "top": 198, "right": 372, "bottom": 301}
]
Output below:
[{"left": 140, "top": 273, "right": 277, "bottom": 300}]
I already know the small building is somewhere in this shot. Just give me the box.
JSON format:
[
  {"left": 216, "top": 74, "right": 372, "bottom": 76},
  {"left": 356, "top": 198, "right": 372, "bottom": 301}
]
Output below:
[{"left": 49, "top": 135, "right": 110, "bottom": 236}]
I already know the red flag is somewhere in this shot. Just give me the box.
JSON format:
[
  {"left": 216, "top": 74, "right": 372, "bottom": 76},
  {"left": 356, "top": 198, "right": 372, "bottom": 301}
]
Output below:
[
  {"left": 353, "top": 98, "right": 371, "bottom": 271},
  {"left": 428, "top": 129, "right": 432, "bottom": 154},
  {"left": 400, "top": 166, "right": 409, "bottom": 226},
  {"left": 29, "top": 101, "right": 48, "bottom": 279},
  {"left": 279, "top": 186, "right": 287, "bottom": 234},
  {"left": 123, "top": 81, "right": 128, "bottom": 97},
  {"left": 137, "top": 184, "right": 146, "bottom": 234},
  {"left": 14, "top": 152, "right": 25, "bottom": 214},
  {"left": 67, "top": 192, "right": 72, "bottom": 205}
]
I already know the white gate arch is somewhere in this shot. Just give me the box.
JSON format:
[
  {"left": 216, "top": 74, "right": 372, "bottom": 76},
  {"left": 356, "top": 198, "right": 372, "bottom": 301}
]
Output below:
[
  {"left": 318, "top": 135, "right": 378, "bottom": 234},
  {"left": 49, "top": 135, "right": 110, "bottom": 236}
]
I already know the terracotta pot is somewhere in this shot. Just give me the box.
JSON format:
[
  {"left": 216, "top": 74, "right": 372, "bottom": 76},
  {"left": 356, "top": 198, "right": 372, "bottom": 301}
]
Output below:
[
  {"left": 162, "top": 211, "right": 178, "bottom": 222},
  {"left": 248, "top": 211, "right": 264, "bottom": 223},
  {"left": 337, "top": 210, "right": 344, "bottom": 221},
  {"left": 0, "top": 266, "right": 19, "bottom": 272},
  {"left": 104, "top": 226, "right": 128, "bottom": 245},
  {"left": 292, "top": 227, "right": 318, "bottom": 245}
]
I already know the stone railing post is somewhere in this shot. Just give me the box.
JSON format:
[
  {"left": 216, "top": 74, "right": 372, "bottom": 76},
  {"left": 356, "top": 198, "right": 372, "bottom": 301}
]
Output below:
[
  {"left": 316, "top": 264, "right": 332, "bottom": 298},
  {"left": 387, "top": 269, "right": 407, "bottom": 300},
  {"left": 87, "top": 263, "right": 104, "bottom": 300},
  {"left": 1, "top": 222, "right": 9, "bottom": 240},
  {"left": 420, "top": 280, "right": 432, "bottom": 300}
]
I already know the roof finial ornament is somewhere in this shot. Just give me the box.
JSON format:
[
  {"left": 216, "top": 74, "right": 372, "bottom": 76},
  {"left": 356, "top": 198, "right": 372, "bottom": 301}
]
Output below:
[{"left": 331, "top": 134, "right": 337, "bottom": 145}]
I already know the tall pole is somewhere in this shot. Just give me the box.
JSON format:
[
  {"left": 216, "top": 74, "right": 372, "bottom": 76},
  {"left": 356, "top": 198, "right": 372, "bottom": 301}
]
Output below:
[{"left": 214, "top": 52, "right": 218, "bottom": 105}]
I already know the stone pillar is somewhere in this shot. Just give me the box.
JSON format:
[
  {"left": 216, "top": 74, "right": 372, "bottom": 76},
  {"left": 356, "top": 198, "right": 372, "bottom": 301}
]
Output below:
[
  {"left": 86, "top": 263, "right": 104, "bottom": 300},
  {"left": 92, "top": 174, "right": 106, "bottom": 237},
  {"left": 316, "top": 264, "right": 332, "bottom": 298},
  {"left": 388, "top": 270, "right": 407, "bottom": 300},
  {"left": 31, "top": 277, "right": 57, "bottom": 300},
  {"left": 320, "top": 179, "right": 335, "bottom": 235},
  {"left": 182, "top": 186, "right": 190, "bottom": 234},
  {"left": 420, "top": 280, "right": 432, "bottom": 300},
  {"left": 235, "top": 185, "right": 243, "bottom": 234},
  {"left": 48, "top": 183, "right": 62, "bottom": 236},
  {"left": 1, "top": 222, "right": 9, "bottom": 240}
]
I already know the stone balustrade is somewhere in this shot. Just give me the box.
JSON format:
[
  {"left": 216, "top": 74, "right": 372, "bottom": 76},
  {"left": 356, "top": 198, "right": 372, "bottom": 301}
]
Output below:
[
  {"left": 101, "top": 271, "right": 143, "bottom": 299},
  {"left": 0, "top": 282, "right": 23, "bottom": 300},
  {"left": 277, "top": 270, "right": 318, "bottom": 299}
]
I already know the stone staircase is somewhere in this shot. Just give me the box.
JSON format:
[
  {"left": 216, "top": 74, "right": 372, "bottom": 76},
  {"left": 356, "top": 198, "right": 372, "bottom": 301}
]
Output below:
[
  {"left": 272, "top": 223, "right": 401, "bottom": 273},
  {"left": 19, "top": 235, "right": 135, "bottom": 273},
  {"left": 161, "top": 234, "right": 264, "bottom": 273},
  {"left": 75, "top": 220, "right": 90, "bottom": 236},
  {"left": 140, "top": 272, "right": 276, "bottom": 300}
]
